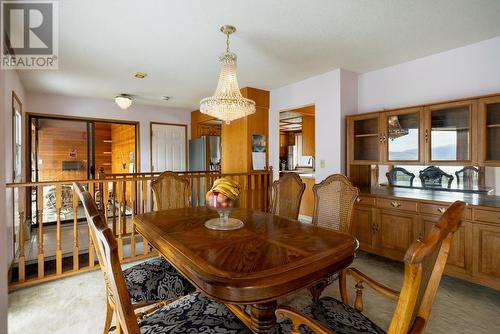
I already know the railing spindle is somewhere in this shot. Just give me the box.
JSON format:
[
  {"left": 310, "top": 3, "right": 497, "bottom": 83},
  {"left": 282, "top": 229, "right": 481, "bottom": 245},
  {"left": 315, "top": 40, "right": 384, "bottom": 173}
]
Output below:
[
  {"left": 130, "top": 179, "right": 136, "bottom": 258},
  {"left": 88, "top": 182, "right": 95, "bottom": 269},
  {"left": 55, "top": 184, "right": 63, "bottom": 275},
  {"left": 72, "top": 186, "right": 79, "bottom": 271},
  {"left": 117, "top": 180, "right": 124, "bottom": 260},
  {"left": 17, "top": 189, "right": 25, "bottom": 282},
  {"left": 36, "top": 185, "right": 44, "bottom": 279}
]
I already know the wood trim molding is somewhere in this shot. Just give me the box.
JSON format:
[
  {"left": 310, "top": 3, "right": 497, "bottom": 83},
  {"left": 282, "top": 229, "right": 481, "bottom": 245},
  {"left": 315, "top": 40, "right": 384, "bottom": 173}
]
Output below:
[{"left": 149, "top": 122, "right": 189, "bottom": 173}]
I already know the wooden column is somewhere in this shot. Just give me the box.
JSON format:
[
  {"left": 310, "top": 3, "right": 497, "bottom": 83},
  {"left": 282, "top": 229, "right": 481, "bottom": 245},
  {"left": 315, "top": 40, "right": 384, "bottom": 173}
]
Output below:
[{"left": 221, "top": 87, "right": 270, "bottom": 173}]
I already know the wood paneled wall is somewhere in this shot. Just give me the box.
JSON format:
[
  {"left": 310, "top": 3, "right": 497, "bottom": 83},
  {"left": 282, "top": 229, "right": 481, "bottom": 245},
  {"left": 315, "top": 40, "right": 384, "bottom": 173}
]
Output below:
[
  {"left": 94, "top": 122, "right": 112, "bottom": 174},
  {"left": 111, "top": 124, "right": 136, "bottom": 174},
  {"left": 37, "top": 120, "right": 88, "bottom": 181}
]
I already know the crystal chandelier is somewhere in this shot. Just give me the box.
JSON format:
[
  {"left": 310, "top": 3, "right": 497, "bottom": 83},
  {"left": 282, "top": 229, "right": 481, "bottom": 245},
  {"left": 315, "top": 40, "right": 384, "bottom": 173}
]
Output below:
[{"left": 200, "top": 25, "right": 256, "bottom": 124}]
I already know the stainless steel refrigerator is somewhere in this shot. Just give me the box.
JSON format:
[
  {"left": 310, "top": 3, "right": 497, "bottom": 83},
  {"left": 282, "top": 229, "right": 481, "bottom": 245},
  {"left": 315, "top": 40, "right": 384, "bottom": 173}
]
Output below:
[{"left": 189, "top": 136, "right": 221, "bottom": 204}]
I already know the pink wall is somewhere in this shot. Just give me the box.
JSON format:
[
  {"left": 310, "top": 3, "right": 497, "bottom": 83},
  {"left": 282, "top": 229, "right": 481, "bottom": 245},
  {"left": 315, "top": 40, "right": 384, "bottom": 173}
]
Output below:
[
  {"left": 358, "top": 36, "right": 500, "bottom": 112},
  {"left": 27, "top": 92, "right": 191, "bottom": 172}
]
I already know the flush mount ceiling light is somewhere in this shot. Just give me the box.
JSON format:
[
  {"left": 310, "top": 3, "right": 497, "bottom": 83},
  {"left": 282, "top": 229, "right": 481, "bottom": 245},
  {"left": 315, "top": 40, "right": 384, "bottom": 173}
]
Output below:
[
  {"left": 200, "top": 25, "right": 255, "bottom": 124},
  {"left": 134, "top": 71, "right": 147, "bottom": 79},
  {"left": 115, "top": 94, "right": 133, "bottom": 110}
]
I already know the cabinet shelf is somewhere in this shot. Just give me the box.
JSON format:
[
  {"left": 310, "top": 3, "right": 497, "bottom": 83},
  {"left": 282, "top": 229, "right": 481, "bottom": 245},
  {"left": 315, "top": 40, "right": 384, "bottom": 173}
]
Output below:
[
  {"left": 486, "top": 124, "right": 500, "bottom": 128},
  {"left": 354, "top": 133, "right": 379, "bottom": 138}
]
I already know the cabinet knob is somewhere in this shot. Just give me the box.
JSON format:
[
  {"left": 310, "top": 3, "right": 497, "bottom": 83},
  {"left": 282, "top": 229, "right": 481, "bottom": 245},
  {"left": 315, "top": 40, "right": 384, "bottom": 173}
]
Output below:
[
  {"left": 425, "top": 129, "right": 429, "bottom": 143},
  {"left": 437, "top": 207, "right": 446, "bottom": 214},
  {"left": 390, "top": 201, "right": 401, "bottom": 208}
]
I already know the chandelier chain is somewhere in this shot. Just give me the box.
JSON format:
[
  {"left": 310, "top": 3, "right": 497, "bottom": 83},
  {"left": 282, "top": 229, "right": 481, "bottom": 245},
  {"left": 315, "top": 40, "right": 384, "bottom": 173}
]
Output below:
[{"left": 226, "top": 33, "right": 230, "bottom": 52}]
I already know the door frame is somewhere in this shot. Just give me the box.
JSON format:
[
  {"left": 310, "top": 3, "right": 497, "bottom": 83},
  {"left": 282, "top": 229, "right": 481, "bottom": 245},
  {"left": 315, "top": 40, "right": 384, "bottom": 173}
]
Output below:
[{"left": 149, "top": 122, "right": 188, "bottom": 172}]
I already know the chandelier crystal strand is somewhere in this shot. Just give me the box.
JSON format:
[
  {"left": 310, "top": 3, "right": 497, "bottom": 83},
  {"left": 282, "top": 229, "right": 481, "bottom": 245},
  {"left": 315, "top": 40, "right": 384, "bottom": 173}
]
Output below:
[{"left": 200, "top": 25, "right": 256, "bottom": 124}]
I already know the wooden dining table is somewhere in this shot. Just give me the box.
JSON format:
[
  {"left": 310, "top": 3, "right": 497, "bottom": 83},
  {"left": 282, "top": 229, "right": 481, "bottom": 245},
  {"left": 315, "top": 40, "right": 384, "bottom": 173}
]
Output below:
[{"left": 133, "top": 207, "right": 358, "bottom": 333}]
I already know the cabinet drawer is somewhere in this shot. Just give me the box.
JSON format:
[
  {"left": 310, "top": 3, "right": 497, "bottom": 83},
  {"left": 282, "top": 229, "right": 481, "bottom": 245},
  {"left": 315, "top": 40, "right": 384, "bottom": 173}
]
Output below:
[
  {"left": 356, "top": 196, "right": 375, "bottom": 207},
  {"left": 421, "top": 203, "right": 472, "bottom": 219},
  {"left": 377, "top": 198, "right": 417, "bottom": 212},
  {"left": 474, "top": 209, "right": 500, "bottom": 224}
]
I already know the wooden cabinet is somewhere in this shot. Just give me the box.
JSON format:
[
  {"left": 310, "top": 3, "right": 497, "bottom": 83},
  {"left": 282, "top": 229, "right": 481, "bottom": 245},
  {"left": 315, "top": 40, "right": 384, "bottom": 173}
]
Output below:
[
  {"left": 472, "top": 223, "right": 500, "bottom": 287},
  {"left": 424, "top": 100, "right": 477, "bottom": 164},
  {"left": 348, "top": 113, "right": 382, "bottom": 164},
  {"left": 479, "top": 95, "right": 500, "bottom": 164},
  {"left": 301, "top": 115, "right": 315, "bottom": 156},
  {"left": 351, "top": 207, "right": 375, "bottom": 252},
  {"left": 421, "top": 215, "right": 469, "bottom": 274},
  {"left": 376, "top": 210, "right": 417, "bottom": 260}
]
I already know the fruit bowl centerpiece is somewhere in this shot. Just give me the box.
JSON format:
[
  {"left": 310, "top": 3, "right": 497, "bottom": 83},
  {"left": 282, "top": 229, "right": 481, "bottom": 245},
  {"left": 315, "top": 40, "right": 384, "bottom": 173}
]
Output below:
[{"left": 205, "top": 178, "right": 244, "bottom": 230}]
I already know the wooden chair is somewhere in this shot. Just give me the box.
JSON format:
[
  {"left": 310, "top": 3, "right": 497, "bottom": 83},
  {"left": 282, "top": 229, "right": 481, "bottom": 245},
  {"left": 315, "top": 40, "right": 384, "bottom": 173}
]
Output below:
[
  {"left": 271, "top": 173, "right": 306, "bottom": 220},
  {"left": 386, "top": 167, "right": 416, "bottom": 187},
  {"left": 309, "top": 174, "right": 359, "bottom": 299},
  {"left": 151, "top": 171, "right": 190, "bottom": 211},
  {"left": 74, "top": 183, "right": 195, "bottom": 333},
  {"left": 455, "top": 166, "right": 480, "bottom": 188},
  {"left": 419, "top": 166, "right": 454, "bottom": 189},
  {"left": 275, "top": 201, "right": 466, "bottom": 334}
]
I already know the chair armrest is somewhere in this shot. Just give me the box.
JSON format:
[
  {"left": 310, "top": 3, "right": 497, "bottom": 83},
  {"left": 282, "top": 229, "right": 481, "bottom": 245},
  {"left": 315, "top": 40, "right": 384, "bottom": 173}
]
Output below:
[
  {"left": 275, "top": 306, "right": 335, "bottom": 334},
  {"left": 347, "top": 268, "right": 400, "bottom": 301}
]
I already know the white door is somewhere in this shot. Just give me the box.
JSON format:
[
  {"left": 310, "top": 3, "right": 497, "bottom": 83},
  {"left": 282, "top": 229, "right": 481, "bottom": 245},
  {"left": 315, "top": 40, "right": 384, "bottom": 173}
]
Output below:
[{"left": 151, "top": 123, "right": 187, "bottom": 172}]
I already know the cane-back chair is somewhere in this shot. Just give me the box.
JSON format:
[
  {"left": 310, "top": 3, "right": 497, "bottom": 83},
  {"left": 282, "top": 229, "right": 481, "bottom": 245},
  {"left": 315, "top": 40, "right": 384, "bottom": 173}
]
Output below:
[
  {"left": 74, "top": 183, "right": 195, "bottom": 333},
  {"left": 151, "top": 171, "right": 191, "bottom": 211},
  {"left": 275, "top": 201, "right": 466, "bottom": 334},
  {"left": 271, "top": 173, "right": 306, "bottom": 220},
  {"left": 308, "top": 174, "right": 359, "bottom": 299}
]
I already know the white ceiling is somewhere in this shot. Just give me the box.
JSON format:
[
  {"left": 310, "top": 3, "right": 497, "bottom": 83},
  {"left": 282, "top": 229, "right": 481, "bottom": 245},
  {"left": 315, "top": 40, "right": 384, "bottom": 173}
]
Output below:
[{"left": 18, "top": 0, "right": 500, "bottom": 111}]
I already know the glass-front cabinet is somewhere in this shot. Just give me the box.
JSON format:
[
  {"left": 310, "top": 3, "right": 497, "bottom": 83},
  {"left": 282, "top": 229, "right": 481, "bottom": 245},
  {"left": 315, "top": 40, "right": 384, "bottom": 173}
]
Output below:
[
  {"left": 383, "top": 107, "right": 423, "bottom": 163},
  {"left": 349, "top": 114, "right": 381, "bottom": 163},
  {"left": 425, "top": 100, "right": 476, "bottom": 164},
  {"left": 480, "top": 95, "right": 500, "bottom": 164}
]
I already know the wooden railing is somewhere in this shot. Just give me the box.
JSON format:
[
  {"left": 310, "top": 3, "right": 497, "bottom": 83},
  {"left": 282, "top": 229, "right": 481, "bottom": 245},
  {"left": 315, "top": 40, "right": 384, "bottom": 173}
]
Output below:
[{"left": 6, "top": 169, "right": 273, "bottom": 290}]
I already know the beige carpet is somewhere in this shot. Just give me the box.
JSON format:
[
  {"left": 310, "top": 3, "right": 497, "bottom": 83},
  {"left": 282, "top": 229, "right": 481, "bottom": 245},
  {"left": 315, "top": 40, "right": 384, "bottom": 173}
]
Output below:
[{"left": 8, "top": 252, "right": 500, "bottom": 334}]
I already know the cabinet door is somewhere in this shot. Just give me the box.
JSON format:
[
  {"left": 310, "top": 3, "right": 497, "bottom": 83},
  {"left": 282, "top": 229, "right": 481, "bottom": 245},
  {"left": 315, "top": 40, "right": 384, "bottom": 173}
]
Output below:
[
  {"left": 421, "top": 215, "right": 468, "bottom": 273},
  {"left": 349, "top": 114, "right": 382, "bottom": 164},
  {"left": 472, "top": 223, "right": 500, "bottom": 285},
  {"left": 425, "top": 100, "right": 477, "bottom": 164},
  {"left": 351, "top": 207, "right": 374, "bottom": 251},
  {"left": 301, "top": 116, "right": 315, "bottom": 156},
  {"left": 479, "top": 95, "right": 500, "bottom": 164},
  {"left": 376, "top": 210, "right": 417, "bottom": 260},
  {"left": 383, "top": 107, "right": 423, "bottom": 163}
]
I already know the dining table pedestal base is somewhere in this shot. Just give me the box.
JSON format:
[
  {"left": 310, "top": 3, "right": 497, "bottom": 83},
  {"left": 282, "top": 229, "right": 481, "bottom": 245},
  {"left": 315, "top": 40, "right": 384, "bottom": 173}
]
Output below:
[{"left": 250, "top": 301, "right": 278, "bottom": 333}]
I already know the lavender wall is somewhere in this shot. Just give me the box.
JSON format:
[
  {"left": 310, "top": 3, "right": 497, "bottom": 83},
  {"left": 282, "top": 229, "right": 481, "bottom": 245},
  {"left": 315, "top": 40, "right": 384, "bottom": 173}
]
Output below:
[{"left": 358, "top": 36, "right": 500, "bottom": 112}]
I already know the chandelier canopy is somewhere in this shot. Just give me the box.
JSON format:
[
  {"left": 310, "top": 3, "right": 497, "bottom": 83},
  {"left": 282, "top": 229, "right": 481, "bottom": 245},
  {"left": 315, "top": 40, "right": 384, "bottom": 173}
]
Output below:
[{"left": 200, "top": 25, "right": 255, "bottom": 124}]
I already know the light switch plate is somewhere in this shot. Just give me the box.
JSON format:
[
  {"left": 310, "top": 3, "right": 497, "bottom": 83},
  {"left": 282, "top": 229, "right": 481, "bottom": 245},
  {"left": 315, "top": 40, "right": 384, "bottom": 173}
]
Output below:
[{"left": 320, "top": 160, "right": 325, "bottom": 168}]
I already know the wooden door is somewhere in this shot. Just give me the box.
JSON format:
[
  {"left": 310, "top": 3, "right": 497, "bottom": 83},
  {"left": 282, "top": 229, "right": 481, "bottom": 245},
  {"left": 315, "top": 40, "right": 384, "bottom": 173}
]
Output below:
[
  {"left": 472, "top": 223, "right": 500, "bottom": 288},
  {"left": 421, "top": 215, "right": 469, "bottom": 274},
  {"left": 382, "top": 107, "right": 424, "bottom": 164},
  {"left": 424, "top": 100, "right": 477, "bottom": 164},
  {"left": 151, "top": 123, "right": 187, "bottom": 172},
  {"left": 376, "top": 210, "right": 417, "bottom": 260},
  {"left": 479, "top": 94, "right": 500, "bottom": 165},
  {"left": 348, "top": 113, "right": 383, "bottom": 164},
  {"left": 351, "top": 207, "right": 375, "bottom": 252}
]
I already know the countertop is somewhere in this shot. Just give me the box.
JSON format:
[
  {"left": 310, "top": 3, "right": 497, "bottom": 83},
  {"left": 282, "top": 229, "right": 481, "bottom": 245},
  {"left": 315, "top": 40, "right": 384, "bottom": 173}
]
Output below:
[
  {"left": 280, "top": 170, "right": 315, "bottom": 179},
  {"left": 360, "top": 186, "right": 500, "bottom": 208}
]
